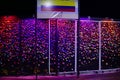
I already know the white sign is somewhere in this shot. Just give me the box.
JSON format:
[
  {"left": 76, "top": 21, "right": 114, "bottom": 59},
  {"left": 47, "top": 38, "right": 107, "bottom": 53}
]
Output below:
[{"left": 37, "top": 0, "right": 78, "bottom": 19}]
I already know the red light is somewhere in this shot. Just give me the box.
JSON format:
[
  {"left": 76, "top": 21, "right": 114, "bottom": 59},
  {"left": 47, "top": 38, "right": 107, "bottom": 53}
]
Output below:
[{"left": 0, "top": 16, "right": 19, "bottom": 24}]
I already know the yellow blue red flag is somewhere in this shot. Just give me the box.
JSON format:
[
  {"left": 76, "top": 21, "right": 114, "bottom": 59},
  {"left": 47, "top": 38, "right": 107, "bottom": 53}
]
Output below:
[{"left": 41, "top": 0, "right": 75, "bottom": 12}]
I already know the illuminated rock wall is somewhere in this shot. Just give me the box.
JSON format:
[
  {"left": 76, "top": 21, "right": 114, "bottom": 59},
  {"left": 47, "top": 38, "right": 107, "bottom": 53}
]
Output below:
[{"left": 0, "top": 16, "right": 120, "bottom": 76}]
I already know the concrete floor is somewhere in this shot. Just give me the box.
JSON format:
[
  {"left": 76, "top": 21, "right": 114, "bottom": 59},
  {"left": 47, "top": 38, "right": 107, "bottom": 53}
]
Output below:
[{"left": 0, "top": 72, "right": 120, "bottom": 80}]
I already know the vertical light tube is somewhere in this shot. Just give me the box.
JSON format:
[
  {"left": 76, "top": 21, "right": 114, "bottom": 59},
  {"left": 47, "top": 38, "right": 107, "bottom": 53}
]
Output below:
[
  {"left": 48, "top": 19, "right": 51, "bottom": 74},
  {"left": 75, "top": 20, "right": 77, "bottom": 72},
  {"left": 99, "top": 21, "right": 102, "bottom": 71}
]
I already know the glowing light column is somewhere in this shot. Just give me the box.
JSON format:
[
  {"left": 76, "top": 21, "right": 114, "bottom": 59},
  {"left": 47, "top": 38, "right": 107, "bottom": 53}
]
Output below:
[{"left": 99, "top": 21, "right": 102, "bottom": 71}]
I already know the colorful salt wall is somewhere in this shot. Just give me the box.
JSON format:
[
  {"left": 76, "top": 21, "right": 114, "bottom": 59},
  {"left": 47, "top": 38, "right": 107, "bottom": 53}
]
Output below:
[{"left": 0, "top": 16, "right": 120, "bottom": 76}]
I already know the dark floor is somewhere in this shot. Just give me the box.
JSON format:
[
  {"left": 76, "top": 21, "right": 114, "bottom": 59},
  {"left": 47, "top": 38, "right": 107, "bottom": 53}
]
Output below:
[{"left": 0, "top": 72, "right": 120, "bottom": 80}]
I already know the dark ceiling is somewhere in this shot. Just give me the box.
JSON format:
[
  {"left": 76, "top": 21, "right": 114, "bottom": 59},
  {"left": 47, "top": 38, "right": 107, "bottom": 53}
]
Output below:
[
  {"left": 0, "top": 0, "right": 119, "bottom": 19},
  {"left": 0, "top": 0, "right": 36, "bottom": 18}
]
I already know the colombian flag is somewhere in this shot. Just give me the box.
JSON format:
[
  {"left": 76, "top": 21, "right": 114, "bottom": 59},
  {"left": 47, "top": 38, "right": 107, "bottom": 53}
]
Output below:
[{"left": 41, "top": 0, "right": 75, "bottom": 12}]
